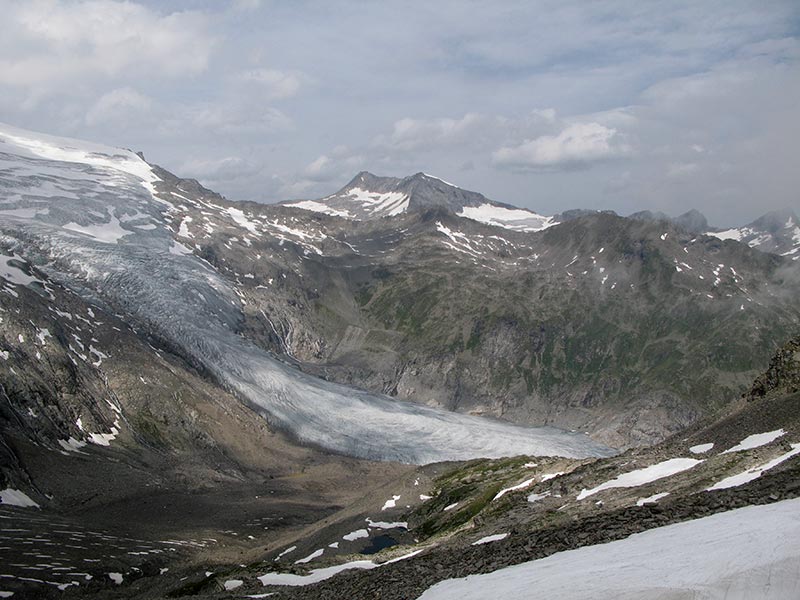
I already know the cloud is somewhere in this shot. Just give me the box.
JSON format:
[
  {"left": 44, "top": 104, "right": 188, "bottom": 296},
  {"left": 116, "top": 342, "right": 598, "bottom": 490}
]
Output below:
[
  {"left": 0, "top": 0, "right": 795, "bottom": 225},
  {"left": 305, "top": 155, "right": 332, "bottom": 177},
  {"left": 492, "top": 121, "right": 630, "bottom": 171},
  {"left": 297, "top": 148, "right": 365, "bottom": 185},
  {"left": 85, "top": 87, "right": 153, "bottom": 126},
  {"left": 377, "top": 113, "right": 503, "bottom": 152},
  {"left": 161, "top": 101, "right": 292, "bottom": 137},
  {"left": 0, "top": 1, "right": 215, "bottom": 90},
  {"left": 236, "top": 68, "right": 304, "bottom": 100}
]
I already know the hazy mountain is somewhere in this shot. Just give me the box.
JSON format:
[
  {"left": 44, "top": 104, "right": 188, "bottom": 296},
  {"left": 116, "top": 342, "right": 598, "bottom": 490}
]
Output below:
[{"left": 706, "top": 208, "right": 800, "bottom": 259}]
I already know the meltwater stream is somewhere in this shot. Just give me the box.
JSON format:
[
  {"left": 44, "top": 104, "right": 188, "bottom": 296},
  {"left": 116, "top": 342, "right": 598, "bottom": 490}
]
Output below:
[{"left": 0, "top": 123, "right": 614, "bottom": 464}]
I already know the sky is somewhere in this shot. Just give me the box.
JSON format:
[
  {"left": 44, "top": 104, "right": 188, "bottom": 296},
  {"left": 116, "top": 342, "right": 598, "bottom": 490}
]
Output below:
[{"left": 0, "top": 0, "right": 798, "bottom": 226}]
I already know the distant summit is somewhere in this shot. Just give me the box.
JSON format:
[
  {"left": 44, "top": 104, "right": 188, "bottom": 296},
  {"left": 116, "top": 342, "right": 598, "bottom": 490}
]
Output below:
[
  {"left": 673, "top": 209, "right": 710, "bottom": 234},
  {"left": 628, "top": 209, "right": 709, "bottom": 234},
  {"left": 707, "top": 208, "right": 800, "bottom": 258},
  {"left": 284, "top": 171, "right": 555, "bottom": 232}
]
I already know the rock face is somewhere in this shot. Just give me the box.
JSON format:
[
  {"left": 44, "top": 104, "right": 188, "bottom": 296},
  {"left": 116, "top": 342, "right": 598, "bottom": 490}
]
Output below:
[
  {"left": 269, "top": 210, "right": 799, "bottom": 447},
  {"left": 673, "top": 209, "right": 710, "bottom": 234},
  {"left": 747, "top": 336, "right": 800, "bottom": 400}
]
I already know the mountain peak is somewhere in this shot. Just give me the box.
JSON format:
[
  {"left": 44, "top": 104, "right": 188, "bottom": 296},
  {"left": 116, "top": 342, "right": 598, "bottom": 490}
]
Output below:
[
  {"left": 283, "top": 171, "right": 554, "bottom": 232},
  {"left": 706, "top": 208, "right": 800, "bottom": 258},
  {"left": 673, "top": 209, "right": 709, "bottom": 233},
  {"left": 750, "top": 208, "right": 798, "bottom": 232}
]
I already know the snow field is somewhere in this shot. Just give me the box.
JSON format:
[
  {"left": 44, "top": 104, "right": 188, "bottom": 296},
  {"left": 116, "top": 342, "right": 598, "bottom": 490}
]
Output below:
[{"left": 418, "top": 498, "right": 800, "bottom": 600}]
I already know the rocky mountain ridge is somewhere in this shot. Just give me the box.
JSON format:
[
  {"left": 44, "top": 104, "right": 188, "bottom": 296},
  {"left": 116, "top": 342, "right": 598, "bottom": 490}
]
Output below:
[
  {"left": 284, "top": 171, "right": 555, "bottom": 231},
  {"left": 285, "top": 170, "right": 799, "bottom": 256}
]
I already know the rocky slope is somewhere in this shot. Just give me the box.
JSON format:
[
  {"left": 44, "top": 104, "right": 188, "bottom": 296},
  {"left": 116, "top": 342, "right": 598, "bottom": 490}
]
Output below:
[
  {"left": 153, "top": 335, "right": 800, "bottom": 600},
  {"left": 218, "top": 200, "right": 798, "bottom": 447}
]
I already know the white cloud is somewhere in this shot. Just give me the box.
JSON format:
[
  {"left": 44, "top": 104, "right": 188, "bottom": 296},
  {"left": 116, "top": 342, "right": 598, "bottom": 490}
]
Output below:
[
  {"left": 85, "top": 87, "right": 153, "bottom": 126},
  {"left": 305, "top": 155, "right": 332, "bottom": 177},
  {"left": 237, "top": 68, "right": 303, "bottom": 100},
  {"left": 164, "top": 102, "right": 291, "bottom": 136},
  {"left": 299, "top": 150, "right": 365, "bottom": 184},
  {"left": 0, "top": 0, "right": 214, "bottom": 89},
  {"left": 493, "top": 122, "right": 629, "bottom": 171},
  {"left": 378, "top": 113, "right": 502, "bottom": 152}
]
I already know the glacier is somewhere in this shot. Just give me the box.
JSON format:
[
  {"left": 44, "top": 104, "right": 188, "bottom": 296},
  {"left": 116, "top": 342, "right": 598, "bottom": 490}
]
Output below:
[{"left": 0, "top": 123, "right": 613, "bottom": 464}]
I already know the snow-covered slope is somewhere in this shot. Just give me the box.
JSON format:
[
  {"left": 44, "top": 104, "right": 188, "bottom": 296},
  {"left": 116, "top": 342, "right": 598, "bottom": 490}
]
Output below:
[
  {"left": 419, "top": 497, "right": 800, "bottom": 600},
  {"left": 285, "top": 171, "right": 556, "bottom": 233},
  {"left": 457, "top": 204, "right": 554, "bottom": 232},
  {"left": 707, "top": 209, "right": 800, "bottom": 260},
  {"left": 0, "top": 122, "right": 611, "bottom": 464}
]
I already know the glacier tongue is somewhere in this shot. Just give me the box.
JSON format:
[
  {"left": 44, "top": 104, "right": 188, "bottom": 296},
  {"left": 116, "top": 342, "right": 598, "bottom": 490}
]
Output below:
[{"left": 0, "top": 123, "right": 613, "bottom": 464}]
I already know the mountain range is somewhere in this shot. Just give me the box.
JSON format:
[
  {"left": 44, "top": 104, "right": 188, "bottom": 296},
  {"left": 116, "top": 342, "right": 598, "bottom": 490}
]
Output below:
[{"left": 0, "top": 122, "right": 798, "bottom": 598}]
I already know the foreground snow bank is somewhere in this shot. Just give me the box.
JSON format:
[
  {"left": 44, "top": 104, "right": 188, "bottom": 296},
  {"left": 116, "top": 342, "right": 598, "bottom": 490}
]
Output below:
[{"left": 418, "top": 498, "right": 800, "bottom": 600}]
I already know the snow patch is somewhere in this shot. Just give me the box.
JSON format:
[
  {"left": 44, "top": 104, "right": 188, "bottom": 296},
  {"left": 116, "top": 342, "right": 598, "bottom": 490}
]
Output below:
[
  {"left": 226, "top": 207, "right": 260, "bottom": 234},
  {"left": 58, "top": 437, "right": 87, "bottom": 453},
  {"left": 494, "top": 477, "right": 536, "bottom": 501},
  {"left": 0, "top": 488, "right": 39, "bottom": 508},
  {"left": 342, "top": 529, "right": 369, "bottom": 542},
  {"left": 527, "top": 491, "right": 551, "bottom": 504},
  {"left": 365, "top": 518, "right": 408, "bottom": 530},
  {"left": 294, "top": 549, "right": 324, "bottom": 564},
  {"left": 472, "top": 533, "right": 508, "bottom": 546},
  {"left": 381, "top": 495, "right": 401, "bottom": 511},
  {"left": 707, "top": 443, "right": 800, "bottom": 491},
  {"left": 636, "top": 492, "right": 669, "bottom": 506},
  {"left": 274, "top": 546, "right": 296, "bottom": 561},
  {"left": 0, "top": 253, "right": 43, "bottom": 287},
  {"left": 258, "top": 549, "right": 422, "bottom": 588},
  {"left": 707, "top": 228, "right": 744, "bottom": 242},
  {"left": 723, "top": 429, "right": 786, "bottom": 453},
  {"left": 576, "top": 458, "right": 702, "bottom": 500},
  {"left": 285, "top": 200, "right": 354, "bottom": 219},
  {"left": 458, "top": 204, "right": 555, "bottom": 233},
  {"left": 689, "top": 443, "right": 714, "bottom": 454}
]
